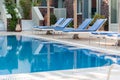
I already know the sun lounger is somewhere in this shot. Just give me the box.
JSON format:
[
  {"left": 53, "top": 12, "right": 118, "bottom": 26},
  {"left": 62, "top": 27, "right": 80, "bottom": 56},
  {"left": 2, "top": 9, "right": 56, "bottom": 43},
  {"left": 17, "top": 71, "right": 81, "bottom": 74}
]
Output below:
[
  {"left": 90, "top": 31, "right": 118, "bottom": 39},
  {"left": 63, "top": 18, "right": 92, "bottom": 32},
  {"left": 34, "top": 18, "right": 73, "bottom": 31},
  {"left": 105, "top": 33, "right": 120, "bottom": 45},
  {"left": 91, "top": 31, "right": 118, "bottom": 36},
  {"left": 33, "top": 18, "right": 65, "bottom": 29},
  {"left": 63, "top": 19, "right": 106, "bottom": 33},
  {"left": 53, "top": 18, "right": 73, "bottom": 31},
  {"left": 90, "top": 31, "right": 120, "bottom": 46}
]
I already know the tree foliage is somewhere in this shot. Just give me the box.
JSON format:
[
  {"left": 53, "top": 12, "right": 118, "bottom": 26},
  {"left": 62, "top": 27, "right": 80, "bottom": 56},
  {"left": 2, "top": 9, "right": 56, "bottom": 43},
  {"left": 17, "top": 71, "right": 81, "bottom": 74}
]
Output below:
[
  {"left": 20, "top": 0, "right": 32, "bottom": 19},
  {"left": 5, "top": 0, "right": 18, "bottom": 31},
  {"left": 50, "top": 14, "right": 57, "bottom": 25},
  {"left": 89, "top": 14, "right": 105, "bottom": 26}
]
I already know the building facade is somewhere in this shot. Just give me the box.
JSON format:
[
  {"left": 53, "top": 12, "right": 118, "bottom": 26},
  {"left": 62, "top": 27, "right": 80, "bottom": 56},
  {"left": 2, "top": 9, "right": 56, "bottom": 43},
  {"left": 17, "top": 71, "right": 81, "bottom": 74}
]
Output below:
[
  {"left": 109, "top": 0, "right": 120, "bottom": 32},
  {"left": 1, "top": 0, "right": 120, "bottom": 31},
  {"left": 50, "top": 0, "right": 108, "bottom": 30},
  {"left": 52, "top": 0, "right": 120, "bottom": 32}
]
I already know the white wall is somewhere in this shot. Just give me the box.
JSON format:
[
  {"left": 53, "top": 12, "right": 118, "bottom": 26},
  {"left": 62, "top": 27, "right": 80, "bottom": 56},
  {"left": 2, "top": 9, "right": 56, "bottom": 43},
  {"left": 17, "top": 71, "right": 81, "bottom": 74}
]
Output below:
[
  {"left": 0, "top": 0, "right": 12, "bottom": 30},
  {"left": 109, "top": 0, "right": 119, "bottom": 32},
  {"left": 21, "top": 20, "right": 33, "bottom": 31},
  {"left": 54, "top": 8, "right": 66, "bottom": 19},
  {"left": 119, "top": 0, "right": 120, "bottom": 32}
]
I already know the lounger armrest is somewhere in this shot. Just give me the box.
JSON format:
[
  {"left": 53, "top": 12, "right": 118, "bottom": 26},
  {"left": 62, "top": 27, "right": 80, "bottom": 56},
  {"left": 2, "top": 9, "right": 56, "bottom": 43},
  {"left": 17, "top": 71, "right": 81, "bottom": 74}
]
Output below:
[
  {"left": 51, "top": 24, "right": 61, "bottom": 27},
  {"left": 55, "top": 25, "right": 61, "bottom": 27},
  {"left": 54, "top": 26, "right": 64, "bottom": 31}
]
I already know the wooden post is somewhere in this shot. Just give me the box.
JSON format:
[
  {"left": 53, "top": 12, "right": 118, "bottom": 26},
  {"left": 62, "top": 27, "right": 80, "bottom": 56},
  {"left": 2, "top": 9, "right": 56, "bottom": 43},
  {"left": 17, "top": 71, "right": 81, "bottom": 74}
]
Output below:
[
  {"left": 46, "top": 0, "right": 52, "bottom": 34},
  {"left": 117, "top": 0, "right": 120, "bottom": 45},
  {"left": 47, "top": 0, "right": 50, "bottom": 26},
  {"left": 73, "top": 0, "right": 77, "bottom": 29},
  {"left": 73, "top": 0, "right": 79, "bottom": 39}
]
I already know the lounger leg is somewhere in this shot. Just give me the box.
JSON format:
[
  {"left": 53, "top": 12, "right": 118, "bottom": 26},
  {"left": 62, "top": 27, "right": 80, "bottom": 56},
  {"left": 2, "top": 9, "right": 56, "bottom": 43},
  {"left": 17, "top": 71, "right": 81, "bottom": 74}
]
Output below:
[
  {"left": 53, "top": 32, "right": 55, "bottom": 38},
  {"left": 61, "top": 32, "right": 63, "bottom": 38},
  {"left": 61, "top": 32, "right": 62, "bottom": 38},
  {"left": 89, "top": 34, "right": 91, "bottom": 45},
  {"left": 32, "top": 30, "right": 34, "bottom": 34},
  {"left": 105, "top": 37, "right": 107, "bottom": 48},
  {"left": 103, "top": 37, "right": 106, "bottom": 48},
  {"left": 114, "top": 36, "right": 118, "bottom": 49},
  {"left": 97, "top": 36, "right": 100, "bottom": 46},
  {"left": 117, "top": 40, "right": 120, "bottom": 46}
]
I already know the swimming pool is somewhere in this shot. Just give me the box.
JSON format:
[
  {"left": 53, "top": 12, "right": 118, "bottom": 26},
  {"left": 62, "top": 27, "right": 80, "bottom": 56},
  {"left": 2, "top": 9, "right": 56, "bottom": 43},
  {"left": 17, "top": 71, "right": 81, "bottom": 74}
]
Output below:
[{"left": 0, "top": 35, "right": 119, "bottom": 75}]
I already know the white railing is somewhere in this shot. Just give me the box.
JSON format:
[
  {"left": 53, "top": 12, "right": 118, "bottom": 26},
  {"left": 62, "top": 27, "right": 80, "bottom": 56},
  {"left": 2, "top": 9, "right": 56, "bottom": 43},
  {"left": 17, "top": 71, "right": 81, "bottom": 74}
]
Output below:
[
  {"left": 32, "top": 7, "right": 44, "bottom": 26},
  {"left": 54, "top": 8, "right": 66, "bottom": 19},
  {"left": 0, "top": 0, "right": 12, "bottom": 30},
  {"left": 21, "top": 7, "right": 44, "bottom": 31}
]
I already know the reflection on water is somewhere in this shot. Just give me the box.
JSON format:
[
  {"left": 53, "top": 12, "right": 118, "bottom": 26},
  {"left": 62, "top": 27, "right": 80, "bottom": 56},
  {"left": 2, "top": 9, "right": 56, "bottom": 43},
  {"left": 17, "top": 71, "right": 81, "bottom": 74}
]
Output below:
[
  {"left": 0, "top": 35, "right": 118, "bottom": 75},
  {"left": 0, "top": 36, "right": 7, "bottom": 57}
]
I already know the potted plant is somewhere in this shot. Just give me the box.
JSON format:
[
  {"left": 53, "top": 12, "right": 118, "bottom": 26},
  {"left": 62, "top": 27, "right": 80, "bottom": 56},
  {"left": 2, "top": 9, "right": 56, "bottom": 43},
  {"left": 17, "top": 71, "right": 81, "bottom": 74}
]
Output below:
[{"left": 14, "top": 8, "right": 22, "bottom": 32}]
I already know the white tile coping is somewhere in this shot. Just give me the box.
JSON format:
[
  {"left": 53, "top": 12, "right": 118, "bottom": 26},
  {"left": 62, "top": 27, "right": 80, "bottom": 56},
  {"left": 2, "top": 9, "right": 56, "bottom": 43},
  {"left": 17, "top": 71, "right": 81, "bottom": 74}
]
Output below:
[{"left": 0, "top": 65, "right": 120, "bottom": 80}]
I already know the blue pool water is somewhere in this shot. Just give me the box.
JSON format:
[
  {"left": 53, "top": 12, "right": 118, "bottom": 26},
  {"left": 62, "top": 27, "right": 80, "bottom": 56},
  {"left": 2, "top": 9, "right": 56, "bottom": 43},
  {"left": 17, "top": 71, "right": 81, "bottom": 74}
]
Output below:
[{"left": 0, "top": 35, "right": 119, "bottom": 75}]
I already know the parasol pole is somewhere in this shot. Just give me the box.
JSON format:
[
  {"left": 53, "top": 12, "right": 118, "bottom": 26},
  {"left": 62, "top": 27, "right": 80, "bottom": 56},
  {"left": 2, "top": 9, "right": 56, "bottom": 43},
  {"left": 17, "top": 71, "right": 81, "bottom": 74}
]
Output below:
[
  {"left": 47, "top": 0, "right": 50, "bottom": 26},
  {"left": 73, "top": 0, "right": 77, "bottom": 29}
]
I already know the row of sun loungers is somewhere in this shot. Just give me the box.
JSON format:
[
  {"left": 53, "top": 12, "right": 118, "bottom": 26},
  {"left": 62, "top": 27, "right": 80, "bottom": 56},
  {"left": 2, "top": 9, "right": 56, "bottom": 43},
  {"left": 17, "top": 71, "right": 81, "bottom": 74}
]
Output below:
[
  {"left": 33, "top": 18, "right": 106, "bottom": 33},
  {"left": 33, "top": 18, "right": 120, "bottom": 46}
]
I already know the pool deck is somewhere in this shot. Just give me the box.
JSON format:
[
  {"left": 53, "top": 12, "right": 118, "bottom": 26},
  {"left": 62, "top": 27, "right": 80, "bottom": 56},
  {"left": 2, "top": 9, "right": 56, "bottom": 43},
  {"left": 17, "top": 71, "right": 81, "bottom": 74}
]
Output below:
[{"left": 0, "top": 31, "right": 120, "bottom": 80}]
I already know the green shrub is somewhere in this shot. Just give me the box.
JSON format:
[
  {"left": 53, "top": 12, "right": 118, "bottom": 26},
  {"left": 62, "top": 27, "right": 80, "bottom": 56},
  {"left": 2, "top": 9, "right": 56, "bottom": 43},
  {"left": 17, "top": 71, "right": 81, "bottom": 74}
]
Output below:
[
  {"left": 50, "top": 14, "right": 57, "bottom": 25},
  {"left": 20, "top": 0, "right": 32, "bottom": 19},
  {"left": 90, "top": 14, "right": 108, "bottom": 31},
  {"left": 5, "top": 0, "right": 18, "bottom": 31},
  {"left": 68, "top": 22, "right": 73, "bottom": 28},
  {"left": 89, "top": 14, "right": 105, "bottom": 26}
]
